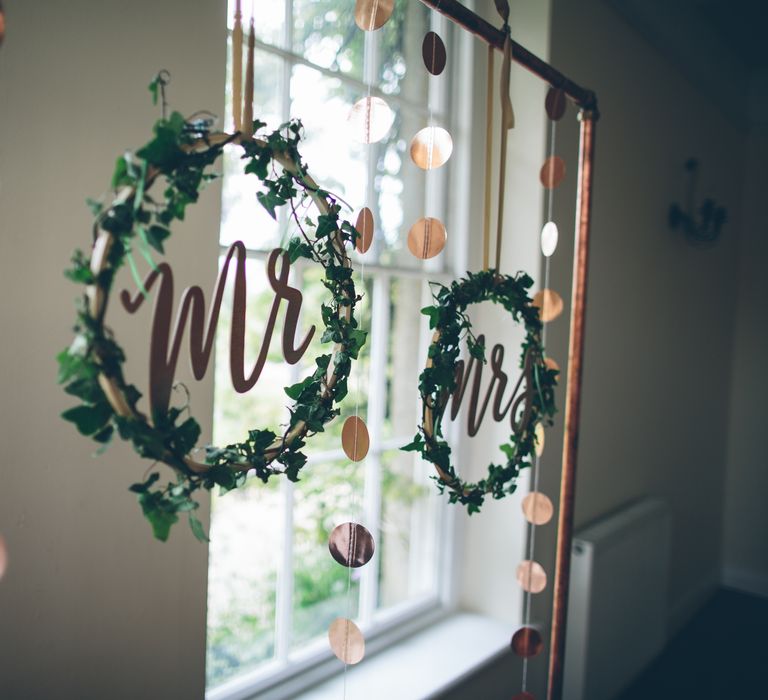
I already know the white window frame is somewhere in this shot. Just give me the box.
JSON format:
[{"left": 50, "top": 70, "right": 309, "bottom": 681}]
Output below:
[{"left": 207, "top": 3, "right": 476, "bottom": 698}]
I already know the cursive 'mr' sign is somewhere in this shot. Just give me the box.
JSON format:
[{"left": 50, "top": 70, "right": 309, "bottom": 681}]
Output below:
[{"left": 120, "top": 242, "right": 314, "bottom": 417}]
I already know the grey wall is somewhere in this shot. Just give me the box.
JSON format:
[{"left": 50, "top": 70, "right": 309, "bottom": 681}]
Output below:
[
  {"left": 443, "top": 0, "right": 749, "bottom": 696},
  {"left": 0, "top": 1, "right": 224, "bottom": 697},
  {"left": 722, "top": 123, "right": 768, "bottom": 597},
  {"left": 527, "top": 0, "right": 747, "bottom": 695}
]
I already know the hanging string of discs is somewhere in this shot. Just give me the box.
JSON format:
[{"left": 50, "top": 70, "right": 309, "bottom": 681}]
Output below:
[
  {"left": 511, "top": 83, "right": 568, "bottom": 700},
  {"left": 325, "top": 0, "right": 402, "bottom": 690},
  {"left": 408, "top": 0, "right": 451, "bottom": 261}
]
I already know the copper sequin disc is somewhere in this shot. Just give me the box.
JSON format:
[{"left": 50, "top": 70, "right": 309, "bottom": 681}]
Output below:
[
  {"left": 516, "top": 560, "right": 547, "bottom": 594},
  {"left": 355, "top": 207, "right": 374, "bottom": 254},
  {"left": 539, "top": 156, "right": 566, "bottom": 189},
  {"left": 534, "top": 422, "right": 545, "bottom": 457},
  {"left": 0, "top": 534, "right": 7, "bottom": 580},
  {"left": 348, "top": 96, "right": 394, "bottom": 144},
  {"left": 532, "top": 289, "right": 564, "bottom": 323},
  {"left": 511, "top": 626, "right": 544, "bottom": 658},
  {"left": 342, "top": 416, "right": 370, "bottom": 462},
  {"left": 410, "top": 126, "right": 453, "bottom": 170},
  {"left": 522, "top": 492, "right": 554, "bottom": 526},
  {"left": 407, "top": 217, "right": 447, "bottom": 259},
  {"left": 328, "top": 617, "right": 365, "bottom": 664},
  {"left": 422, "top": 31, "right": 447, "bottom": 75},
  {"left": 545, "top": 87, "right": 566, "bottom": 121},
  {"left": 329, "top": 522, "right": 375, "bottom": 568},
  {"left": 354, "top": 0, "right": 394, "bottom": 31}
]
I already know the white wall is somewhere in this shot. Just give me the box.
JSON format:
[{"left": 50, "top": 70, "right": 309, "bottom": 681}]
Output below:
[
  {"left": 455, "top": 0, "right": 551, "bottom": 627},
  {"left": 0, "top": 1, "right": 224, "bottom": 697}
]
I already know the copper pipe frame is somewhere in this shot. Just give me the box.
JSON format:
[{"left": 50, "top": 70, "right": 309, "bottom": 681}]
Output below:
[{"left": 417, "top": 2, "right": 599, "bottom": 699}]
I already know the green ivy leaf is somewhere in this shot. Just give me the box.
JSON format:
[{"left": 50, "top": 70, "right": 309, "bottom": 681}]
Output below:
[
  {"left": 285, "top": 375, "right": 315, "bottom": 401},
  {"left": 111, "top": 156, "right": 132, "bottom": 189},
  {"left": 138, "top": 492, "right": 178, "bottom": 541},
  {"left": 148, "top": 74, "right": 161, "bottom": 105},
  {"left": 286, "top": 237, "right": 314, "bottom": 263},
  {"left": 188, "top": 513, "right": 209, "bottom": 542},
  {"left": 175, "top": 417, "right": 201, "bottom": 454},
  {"left": 129, "top": 472, "right": 160, "bottom": 493},
  {"left": 136, "top": 118, "right": 184, "bottom": 169},
  {"left": 61, "top": 403, "right": 112, "bottom": 436},
  {"left": 86, "top": 197, "right": 103, "bottom": 216},
  {"left": 401, "top": 435, "right": 424, "bottom": 452},
  {"left": 248, "top": 429, "right": 277, "bottom": 452},
  {"left": 256, "top": 190, "right": 283, "bottom": 220}
]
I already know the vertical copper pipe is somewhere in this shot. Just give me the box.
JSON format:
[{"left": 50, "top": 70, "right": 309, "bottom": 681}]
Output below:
[{"left": 546, "top": 110, "right": 597, "bottom": 700}]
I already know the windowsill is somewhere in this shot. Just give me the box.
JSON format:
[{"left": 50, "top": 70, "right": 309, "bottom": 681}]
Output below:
[{"left": 295, "top": 613, "right": 511, "bottom": 700}]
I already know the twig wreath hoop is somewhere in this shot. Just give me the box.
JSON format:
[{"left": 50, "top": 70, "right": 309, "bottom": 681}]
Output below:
[
  {"left": 403, "top": 269, "right": 557, "bottom": 513},
  {"left": 59, "top": 102, "right": 365, "bottom": 540}
]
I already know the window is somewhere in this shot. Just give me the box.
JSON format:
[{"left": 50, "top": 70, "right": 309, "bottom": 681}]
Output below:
[{"left": 206, "top": 2, "right": 468, "bottom": 697}]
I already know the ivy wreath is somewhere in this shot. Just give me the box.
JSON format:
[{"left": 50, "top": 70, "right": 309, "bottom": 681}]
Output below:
[
  {"left": 403, "top": 269, "right": 558, "bottom": 513},
  {"left": 59, "top": 101, "right": 365, "bottom": 541}
]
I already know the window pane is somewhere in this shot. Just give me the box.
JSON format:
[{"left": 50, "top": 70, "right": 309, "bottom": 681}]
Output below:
[
  {"left": 372, "top": 107, "right": 415, "bottom": 266},
  {"left": 293, "top": 0, "right": 365, "bottom": 81},
  {"left": 290, "top": 64, "right": 367, "bottom": 209},
  {"left": 377, "top": 449, "right": 438, "bottom": 609},
  {"left": 229, "top": 0, "right": 285, "bottom": 47},
  {"left": 221, "top": 48, "right": 284, "bottom": 251},
  {"left": 378, "top": 1, "right": 430, "bottom": 97},
  {"left": 209, "top": 0, "right": 457, "bottom": 690},
  {"left": 382, "top": 276, "right": 424, "bottom": 441},
  {"left": 212, "top": 255, "right": 293, "bottom": 445},
  {"left": 292, "top": 458, "right": 364, "bottom": 649},
  {"left": 206, "top": 480, "right": 282, "bottom": 686}
]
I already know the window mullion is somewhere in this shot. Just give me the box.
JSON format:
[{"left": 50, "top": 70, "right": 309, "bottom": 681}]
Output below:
[
  {"left": 275, "top": 480, "right": 295, "bottom": 661},
  {"left": 359, "top": 273, "right": 391, "bottom": 626},
  {"left": 274, "top": 257, "right": 305, "bottom": 662},
  {"left": 275, "top": 2, "right": 294, "bottom": 241}
]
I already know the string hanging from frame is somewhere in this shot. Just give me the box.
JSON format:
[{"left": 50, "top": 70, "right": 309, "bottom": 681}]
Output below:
[
  {"left": 325, "top": 0, "right": 398, "bottom": 688},
  {"left": 511, "top": 83, "right": 568, "bottom": 700},
  {"left": 407, "top": 1, "right": 452, "bottom": 261}
]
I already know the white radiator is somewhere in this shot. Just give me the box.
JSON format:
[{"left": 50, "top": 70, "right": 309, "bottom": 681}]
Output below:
[{"left": 563, "top": 498, "right": 671, "bottom": 700}]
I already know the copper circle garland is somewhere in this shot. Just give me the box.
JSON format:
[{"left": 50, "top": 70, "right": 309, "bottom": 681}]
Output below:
[
  {"left": 341, "top": 415, "right": 370, "bottom": 462},
  {"left": 540, "top": 155, "right": 566, "bottom": 189},
  {"left": 407, "top": 217, "right": 447, "bottom": 260},
  {"left": 58, "top": 107, "right": 365, "bottom": 541},
  {"left": 511, "top": 626, "right": 544, "bottom": 658},
  {"left": 328, "top": 522, "right": 375, "bottom": 568},
  {"left": 545, "top": 86, "right": 567, "bottom": 121},
  {"left": 328, "top": 617, "right": 366, "bottom": 664},
  {"left": 403, "top": 269, "right": 558, "bottom": 512},
  {"left": 422, "top": 31, "right": 447, "bottom": 76},
  {"left": 355, "top": 207, "right": 374, "bottom": 254}
]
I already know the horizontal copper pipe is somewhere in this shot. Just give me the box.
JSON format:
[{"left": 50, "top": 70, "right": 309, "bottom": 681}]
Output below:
[{"left": 418, "top": 0, "right": 598, "bottom": 113}]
